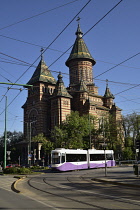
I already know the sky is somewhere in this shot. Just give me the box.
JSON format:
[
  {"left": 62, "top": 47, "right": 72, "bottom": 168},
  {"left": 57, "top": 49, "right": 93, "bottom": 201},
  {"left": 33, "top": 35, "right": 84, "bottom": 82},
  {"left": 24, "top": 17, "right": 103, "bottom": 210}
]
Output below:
[{"left": 0, "top": 0, "right": 140, "bottom": 136}]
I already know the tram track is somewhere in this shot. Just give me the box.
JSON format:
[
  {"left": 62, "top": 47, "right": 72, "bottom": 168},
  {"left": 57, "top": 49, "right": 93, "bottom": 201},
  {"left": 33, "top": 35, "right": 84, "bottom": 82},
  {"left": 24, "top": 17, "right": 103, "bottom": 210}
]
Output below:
[
  {"left": 27, "top": 175, "right": 110, "bottom": 209},
  {"left": 24, "top": 173, "right": 140, "bottom": 210}
]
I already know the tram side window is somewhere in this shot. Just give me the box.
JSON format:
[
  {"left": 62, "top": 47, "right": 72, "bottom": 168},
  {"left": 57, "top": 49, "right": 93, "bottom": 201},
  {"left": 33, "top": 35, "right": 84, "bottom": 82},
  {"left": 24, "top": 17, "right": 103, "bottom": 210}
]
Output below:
[
  {"left": 90, "top": 154, "right": 105, "bottom": 161},
  {"left": 90, "top": 154, "right": 113, "bottom": 161},
  {"left": 66, "top": 154, "right": 87, "bottom": 162},
  {"left": 106, "top": 154, "right": 113, "bottom": 160}
]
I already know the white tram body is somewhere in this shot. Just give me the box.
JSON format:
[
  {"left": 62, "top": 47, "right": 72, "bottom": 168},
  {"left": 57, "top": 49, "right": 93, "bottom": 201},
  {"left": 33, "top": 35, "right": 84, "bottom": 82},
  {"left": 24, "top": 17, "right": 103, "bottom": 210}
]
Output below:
[{"left": 51, "top": 148, "right": 115, "bottom": 171}]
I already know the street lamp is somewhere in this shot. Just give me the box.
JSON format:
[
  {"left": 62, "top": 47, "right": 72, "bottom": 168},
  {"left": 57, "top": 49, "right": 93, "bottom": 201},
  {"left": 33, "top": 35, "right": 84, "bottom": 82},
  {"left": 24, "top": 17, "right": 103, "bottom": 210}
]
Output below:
[{"left": 22, "top": 120, "right": 36, "bottom": 167}]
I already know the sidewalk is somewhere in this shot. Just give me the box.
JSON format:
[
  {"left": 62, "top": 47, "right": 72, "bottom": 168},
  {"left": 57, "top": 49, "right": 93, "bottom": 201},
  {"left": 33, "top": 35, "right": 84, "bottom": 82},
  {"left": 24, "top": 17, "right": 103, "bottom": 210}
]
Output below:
[{"left": 92, "top": 165, "right": 140, "bottom": 188}]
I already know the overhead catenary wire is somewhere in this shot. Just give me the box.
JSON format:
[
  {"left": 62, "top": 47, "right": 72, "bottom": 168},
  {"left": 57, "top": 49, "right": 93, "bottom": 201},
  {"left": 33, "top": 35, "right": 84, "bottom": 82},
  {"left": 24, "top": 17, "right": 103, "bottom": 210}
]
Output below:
[
  {"left": 0, "top": 0, "right": 123, "bottom": 84},
  {"left": 0, "top": 0, "right": 80, "bottom": 31},
  {"left": 0, "top": 0, "right": 139, "bottom": 131},
  {"left": 1, "top": 53, "right": 140, "bottom": 88},
  {"left": 3, "top": 0, "right": 139, "bottom": 119},
  {"left": 1, "top": 50, "right": 140, "bottom": 89},
  {"left": 0, "top": 0, "right": 125, "bottom": 110},
  {"left": 94, "top": 52, "right": 140, "bottom": 79},
  {"left": 0, "top": 0, "right": 92, "bottom": 115},
  {"left": 0, "top": 0, "right": 125, "bottom": 89},
  {"left": 114, "top": 83, "right": 140, "bottom": 96}
]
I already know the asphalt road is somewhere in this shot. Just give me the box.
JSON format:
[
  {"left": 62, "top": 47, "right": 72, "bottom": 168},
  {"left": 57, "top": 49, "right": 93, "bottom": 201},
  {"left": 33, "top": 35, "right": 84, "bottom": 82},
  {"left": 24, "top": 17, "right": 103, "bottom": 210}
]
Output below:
[
  {"left": 0, "top": 187, "right": 49, "bottom": 209},
  {"left": 14, "top": 166, "right": 140, "bottom": 210},
  {"left": 0, "top": 166, "right": 140, "bottom": 209}
]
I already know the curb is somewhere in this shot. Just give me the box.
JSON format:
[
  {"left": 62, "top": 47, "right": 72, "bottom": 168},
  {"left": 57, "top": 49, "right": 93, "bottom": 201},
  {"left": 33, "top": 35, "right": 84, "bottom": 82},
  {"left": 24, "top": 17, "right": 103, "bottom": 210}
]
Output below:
[
  {"left": 92, "top": 178, "right": 140, "bottom": 188},
  {"left": 11, "top": 176, "right": 27, "bottom": 193}
]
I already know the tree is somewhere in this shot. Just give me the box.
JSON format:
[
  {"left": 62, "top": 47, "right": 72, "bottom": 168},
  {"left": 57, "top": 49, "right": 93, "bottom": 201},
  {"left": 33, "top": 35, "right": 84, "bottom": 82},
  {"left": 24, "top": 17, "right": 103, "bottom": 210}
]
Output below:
[
  {"left": 94, "top": 115, "right": 124, "bottom": 159},
  {"left": 32, "top": 133, "right": 54, "bottom": 164},
  {"left": 32, "top": 133, "right": 48, "bottom": 144},
  {"left": 122, "top": 113, "right": 140, "bottom": 160},
  {"left": 0, "top": 131, "right": 23, "bottom": 164},
  {"left": 52, "top": 111, "right": 97, "bottom": 149}
]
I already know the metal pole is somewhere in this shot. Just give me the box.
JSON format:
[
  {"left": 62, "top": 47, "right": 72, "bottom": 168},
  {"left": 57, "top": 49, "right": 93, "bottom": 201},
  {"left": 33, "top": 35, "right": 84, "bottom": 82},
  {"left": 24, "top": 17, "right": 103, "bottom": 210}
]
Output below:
[
  {"left": 29, "top": 122, "right": 32, "bottom": 167},
  {"left": 26, "top": 123, "right": 29, "bottom": 166},
  {"left": 89, "top": 113, "right": 91, "bottom": 149},
  {"left": 4, "top": 96, "right": 7, "bottom": 169},
  {"left": 104, "top": 148, "right": 107, "bottom": 177},
  {"left": 102, "top": 117, "right": 107, "bottom": 177}
]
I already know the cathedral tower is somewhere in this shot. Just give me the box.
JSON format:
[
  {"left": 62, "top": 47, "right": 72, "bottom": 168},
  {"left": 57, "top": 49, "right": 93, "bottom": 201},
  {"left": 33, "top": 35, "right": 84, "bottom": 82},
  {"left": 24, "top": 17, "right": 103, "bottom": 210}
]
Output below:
[
  {"left": 66, "top": 23, "right": 96, "bottom": 85},
  {"left": 22, "top": 52, "right": 56, "bottom": 139},
  {"left": 51, "top": 72, "right": 72, "bottom": 128}
]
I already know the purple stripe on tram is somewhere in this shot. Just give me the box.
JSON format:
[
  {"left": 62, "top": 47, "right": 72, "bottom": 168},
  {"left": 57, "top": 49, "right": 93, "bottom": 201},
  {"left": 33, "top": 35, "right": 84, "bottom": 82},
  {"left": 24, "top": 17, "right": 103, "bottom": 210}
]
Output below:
[
  {"left": 57, "top": 162, "right": 88, "bottom": 171},
  {"left": 89, "top": 160, "right": 115, "bottom": 169},
  {"left": 56, "top": 160, "right": 115, "bottom": 171}
]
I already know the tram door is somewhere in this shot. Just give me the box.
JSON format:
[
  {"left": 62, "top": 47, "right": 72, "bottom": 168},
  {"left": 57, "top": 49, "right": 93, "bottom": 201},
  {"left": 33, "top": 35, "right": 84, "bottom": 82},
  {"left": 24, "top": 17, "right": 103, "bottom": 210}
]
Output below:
[{"left": 61, "top": 153, "right": 66, "bottom": 163}]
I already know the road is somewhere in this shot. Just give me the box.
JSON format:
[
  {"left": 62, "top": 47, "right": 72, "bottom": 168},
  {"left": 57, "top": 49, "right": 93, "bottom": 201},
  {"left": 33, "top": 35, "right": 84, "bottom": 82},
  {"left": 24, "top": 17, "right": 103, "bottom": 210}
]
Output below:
[
  {"left": 1, "top": 166, "right": 140, "bottom": 209},
  {"left": 16, "top": 166, "right": 140, "bottom": 209},
  {"left": 0, "top": 175, "right": 47, "bottom": 209}
]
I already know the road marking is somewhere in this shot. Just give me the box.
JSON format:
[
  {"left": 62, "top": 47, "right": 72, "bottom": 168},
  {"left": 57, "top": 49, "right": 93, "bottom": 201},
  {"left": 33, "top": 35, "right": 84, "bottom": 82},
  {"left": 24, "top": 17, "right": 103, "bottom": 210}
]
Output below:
[{"left": 22, "top": 193, "right": 63, "bottom": 210}]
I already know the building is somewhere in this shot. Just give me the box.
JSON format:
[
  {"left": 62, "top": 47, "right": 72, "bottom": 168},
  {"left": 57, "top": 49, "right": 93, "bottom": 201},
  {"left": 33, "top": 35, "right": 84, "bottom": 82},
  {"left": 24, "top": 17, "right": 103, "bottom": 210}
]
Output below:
[{"left": 22, "top": 23, "right": 123, "bottom": 148}]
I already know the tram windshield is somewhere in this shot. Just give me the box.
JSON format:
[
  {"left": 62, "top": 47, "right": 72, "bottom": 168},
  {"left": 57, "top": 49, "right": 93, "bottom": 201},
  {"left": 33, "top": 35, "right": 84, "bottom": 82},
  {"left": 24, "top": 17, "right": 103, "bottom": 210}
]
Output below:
[{"left": 52, "top": 152, "right": 60, "bottom": 164}]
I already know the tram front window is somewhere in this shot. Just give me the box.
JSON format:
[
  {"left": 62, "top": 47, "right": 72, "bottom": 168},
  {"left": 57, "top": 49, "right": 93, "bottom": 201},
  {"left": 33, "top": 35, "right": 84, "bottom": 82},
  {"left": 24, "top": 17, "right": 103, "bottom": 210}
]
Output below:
[{"left": 52, "top": 153, "right": 60, "bottom": 164}]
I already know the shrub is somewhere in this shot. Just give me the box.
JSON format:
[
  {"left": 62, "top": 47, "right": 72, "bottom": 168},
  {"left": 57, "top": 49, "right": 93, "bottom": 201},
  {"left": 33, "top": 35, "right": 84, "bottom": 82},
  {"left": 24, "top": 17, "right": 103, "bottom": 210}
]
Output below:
[{"left": 3, "top": 167, "right": 31, "bottom": 174}]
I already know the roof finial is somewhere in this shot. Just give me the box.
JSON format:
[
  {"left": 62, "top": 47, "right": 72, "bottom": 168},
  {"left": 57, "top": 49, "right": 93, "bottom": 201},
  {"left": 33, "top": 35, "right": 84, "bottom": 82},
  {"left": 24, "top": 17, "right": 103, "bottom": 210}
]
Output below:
[
  {"left": 106, "top": 79, "right": 108, "bottom": 88},
  {"left": 76, "top": 16, "right": 81, "bottom": 24},
  {"left": 75, "top": 17, "right": 83, "bottom": 38},
  {"left": 40, "top": 48, "right": 44, "bottom": 60}
]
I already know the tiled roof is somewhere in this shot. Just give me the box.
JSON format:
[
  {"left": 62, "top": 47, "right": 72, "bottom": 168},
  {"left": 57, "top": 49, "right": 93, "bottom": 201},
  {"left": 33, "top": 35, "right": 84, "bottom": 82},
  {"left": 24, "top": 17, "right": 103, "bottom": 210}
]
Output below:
[
  {"left": 52, "top": 72, "right": 72, "bottom": 98},
  {"left": 66, "top": 24, "right": 96, "bottom": 66},
  {"left": 27, "top": 58, "right": 56, "bottom": 85},
  {"left": 104, "top": 85, "right": 114, "bottom": 99}
]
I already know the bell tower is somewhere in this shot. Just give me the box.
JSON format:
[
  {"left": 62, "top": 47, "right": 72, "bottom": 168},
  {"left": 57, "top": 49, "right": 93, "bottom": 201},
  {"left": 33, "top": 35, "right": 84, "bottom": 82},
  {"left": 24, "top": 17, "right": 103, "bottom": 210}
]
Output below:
[{"left": 65, "top": 20, "right": 96, "bottom": 86}]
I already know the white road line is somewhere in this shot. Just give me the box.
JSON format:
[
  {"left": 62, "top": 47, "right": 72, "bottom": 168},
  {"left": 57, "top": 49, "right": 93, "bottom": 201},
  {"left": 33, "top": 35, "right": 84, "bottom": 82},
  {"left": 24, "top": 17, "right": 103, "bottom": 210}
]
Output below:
[{"left": 22, "top": 193, "right": 63, "bottom": 210}]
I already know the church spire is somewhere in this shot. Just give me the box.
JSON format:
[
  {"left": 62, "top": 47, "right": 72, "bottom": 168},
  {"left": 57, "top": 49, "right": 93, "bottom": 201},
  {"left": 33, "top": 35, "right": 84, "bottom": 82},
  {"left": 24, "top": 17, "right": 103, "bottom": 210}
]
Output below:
[
  {"left": 104, "top": 80, "right": 114, "bottom": 99},
  {"left": 27, "top": 49, "right": 56, "bottom": 85},
  {"left": 40, "top": 47, "right": 44, "bottom": 60},
  {"left": 65, "top": 20, "right": 96, "bottom": 67},
  {"left": 52, "top": 72, "right": 72, "bottom": 98},
  {"left": 75, "top": 17, "right": 83, "bottom": 38},
  {"left": 65, "top": 19, "right": 96, "bottom": 86}
]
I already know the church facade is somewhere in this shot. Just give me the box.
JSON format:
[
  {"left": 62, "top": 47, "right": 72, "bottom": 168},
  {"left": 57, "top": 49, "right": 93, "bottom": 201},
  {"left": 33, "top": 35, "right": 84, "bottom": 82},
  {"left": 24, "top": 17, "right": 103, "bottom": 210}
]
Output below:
[{"left": 22, "top": 23, "right": 123, "bottom": 147}]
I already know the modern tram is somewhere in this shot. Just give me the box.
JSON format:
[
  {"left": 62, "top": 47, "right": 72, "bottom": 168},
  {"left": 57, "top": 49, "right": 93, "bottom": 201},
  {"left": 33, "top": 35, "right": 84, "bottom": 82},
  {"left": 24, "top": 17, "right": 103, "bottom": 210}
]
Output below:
[{"left": 51, "top": 148, "right": 115, "bottom": 171}]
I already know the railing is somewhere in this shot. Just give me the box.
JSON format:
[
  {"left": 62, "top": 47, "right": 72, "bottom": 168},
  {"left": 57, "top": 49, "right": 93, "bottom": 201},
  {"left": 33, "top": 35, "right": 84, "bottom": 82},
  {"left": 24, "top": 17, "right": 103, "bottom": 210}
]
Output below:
[{"left": 116, "top": 160, "right": 136, "bottom": 165}]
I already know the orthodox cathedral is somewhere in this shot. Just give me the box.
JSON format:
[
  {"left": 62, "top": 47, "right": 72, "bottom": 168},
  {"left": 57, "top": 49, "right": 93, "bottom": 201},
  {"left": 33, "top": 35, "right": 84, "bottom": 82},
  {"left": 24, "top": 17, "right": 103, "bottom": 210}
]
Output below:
[{"left": 22, "top": 23, "right": 123, "bottom": 143}]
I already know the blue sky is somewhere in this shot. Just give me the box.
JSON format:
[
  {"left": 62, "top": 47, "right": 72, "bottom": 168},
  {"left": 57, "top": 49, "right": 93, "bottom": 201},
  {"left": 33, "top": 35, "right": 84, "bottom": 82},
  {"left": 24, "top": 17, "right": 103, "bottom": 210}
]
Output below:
[{"left": 0, "top": 0, "right": 140, "bottom": 135}]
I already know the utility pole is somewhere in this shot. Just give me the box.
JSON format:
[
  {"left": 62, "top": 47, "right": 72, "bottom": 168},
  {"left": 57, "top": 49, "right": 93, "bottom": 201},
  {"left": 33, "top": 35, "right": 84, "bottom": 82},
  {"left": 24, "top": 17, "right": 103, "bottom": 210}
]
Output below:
[
  {"left": 0, "top": 82, "right": 33, "bottom": 168},
  {"left": 29, "top": 122, "right": 32, "bottom": 167},
  {"left": 89, "top": 113, "right": 92, "bottom": 149},
  {"left": 102, "top": 116, "right": 107, "bottom": 177},
  {"left": 3, "top": 95, "right": 7, "bottom": 169}
]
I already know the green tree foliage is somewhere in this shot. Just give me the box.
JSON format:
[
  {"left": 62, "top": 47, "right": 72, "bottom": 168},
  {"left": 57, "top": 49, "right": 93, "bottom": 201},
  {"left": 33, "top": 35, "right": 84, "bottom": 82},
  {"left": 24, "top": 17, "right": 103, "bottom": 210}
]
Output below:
[
  {"left": 52, "top": 111, "right": 97, "bottom": 149},
  {"left": 92, "top": 115, "right": 124, "bottom": 156},
  {"left": 32, "top": 133, "right": 54, "bottom": 159},
  {"left": 122, "top": 112, "right": 140, "bottom": 160},
  {"left": 0, "top": 131, "right": 23, "bottom": 163},
  {"left": 32, "top": 133, "right": 48, "bottom": 143},
  {"left": 122, "top": 147, "right": 134, "bottom": 160}
]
